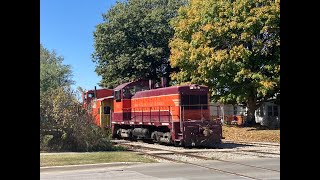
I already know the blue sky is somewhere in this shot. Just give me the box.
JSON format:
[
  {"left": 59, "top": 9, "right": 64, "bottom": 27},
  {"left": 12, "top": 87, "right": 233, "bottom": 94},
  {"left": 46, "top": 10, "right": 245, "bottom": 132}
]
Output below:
[{"left": 40, "top": 0, "right": 118, "bottom": 91}]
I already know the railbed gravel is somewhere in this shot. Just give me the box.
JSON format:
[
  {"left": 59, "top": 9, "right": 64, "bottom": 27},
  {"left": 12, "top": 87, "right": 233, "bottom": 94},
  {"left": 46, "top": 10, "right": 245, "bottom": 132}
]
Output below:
[{"left": 120, "top": 141, "right": 279, "bottom": 162}]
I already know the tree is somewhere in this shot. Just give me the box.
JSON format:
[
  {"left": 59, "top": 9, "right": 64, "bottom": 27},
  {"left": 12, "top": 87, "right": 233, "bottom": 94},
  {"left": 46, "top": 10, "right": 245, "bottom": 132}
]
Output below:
[
  {"left": 40, "top": 43, "right": 74, "bottom": 130},
  {"left": 40, "top": 44, "right": 73, "bottom": 94},
  {"left": 92, "top": 0, "right": 187, "bottom": 88},
  {"left": 169, "top": 0, "right": 280, "bottom": 124}
]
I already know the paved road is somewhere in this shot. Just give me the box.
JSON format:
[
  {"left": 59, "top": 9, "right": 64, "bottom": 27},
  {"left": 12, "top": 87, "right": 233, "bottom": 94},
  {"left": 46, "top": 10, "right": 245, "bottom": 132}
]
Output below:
[{"left": 40, "top": 158, "right": 280, "bottom": 180}]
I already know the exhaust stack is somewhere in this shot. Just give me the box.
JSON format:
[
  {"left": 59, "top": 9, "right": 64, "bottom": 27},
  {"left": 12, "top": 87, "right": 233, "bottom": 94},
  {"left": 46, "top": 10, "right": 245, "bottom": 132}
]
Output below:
[{"left": 94, "top": 86, "right": 97, "bottom": 98}]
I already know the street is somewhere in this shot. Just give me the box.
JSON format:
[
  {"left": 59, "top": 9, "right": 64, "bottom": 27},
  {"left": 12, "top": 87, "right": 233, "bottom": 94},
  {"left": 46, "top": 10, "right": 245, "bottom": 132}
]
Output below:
[{"left": 41, "top": 157, "right": 280, "bottom": 180}]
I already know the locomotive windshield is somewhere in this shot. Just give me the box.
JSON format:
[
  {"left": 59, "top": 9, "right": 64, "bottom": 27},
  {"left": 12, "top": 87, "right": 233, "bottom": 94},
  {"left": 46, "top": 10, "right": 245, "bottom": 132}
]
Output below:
[
  {"left": 181, "top": 94, "right": 208, "bottom": 109},
  {"left": 122, "top": 84, "right": 149, "bottom": 99}
]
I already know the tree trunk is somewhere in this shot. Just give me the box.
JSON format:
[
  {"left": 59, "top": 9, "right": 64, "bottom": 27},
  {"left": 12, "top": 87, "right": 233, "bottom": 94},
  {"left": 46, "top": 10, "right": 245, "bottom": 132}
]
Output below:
[{"left": 246, "top": 97, "right": 257, "bottom": 126}]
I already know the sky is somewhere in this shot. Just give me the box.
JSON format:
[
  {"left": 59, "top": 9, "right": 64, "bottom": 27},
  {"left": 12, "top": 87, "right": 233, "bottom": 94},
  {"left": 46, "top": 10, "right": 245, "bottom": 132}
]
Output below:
[{"left": 40, "top": 0, "right": 118, "bottom": 91}]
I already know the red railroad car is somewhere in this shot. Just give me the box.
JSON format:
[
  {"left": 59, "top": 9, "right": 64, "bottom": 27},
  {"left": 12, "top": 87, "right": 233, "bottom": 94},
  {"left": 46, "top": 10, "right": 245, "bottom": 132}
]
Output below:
[
  {"left": 83, "top": 88, "right": 113, "bottom": 127},
  {"left": 83, "top": 79, "right": 222, "bottom": 147}
]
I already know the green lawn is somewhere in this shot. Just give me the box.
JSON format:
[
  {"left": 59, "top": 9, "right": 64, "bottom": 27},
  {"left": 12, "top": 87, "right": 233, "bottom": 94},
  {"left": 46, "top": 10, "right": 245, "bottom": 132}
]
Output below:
[{"left": 40, "top": 151, "right": 156, "bottom": 167}]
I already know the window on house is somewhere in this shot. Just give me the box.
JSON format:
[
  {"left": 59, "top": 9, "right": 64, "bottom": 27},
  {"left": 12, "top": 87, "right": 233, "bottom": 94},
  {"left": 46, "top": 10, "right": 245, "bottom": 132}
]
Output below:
[
  {"left": 267, "top": 106, "right": 273, "bottom": 116},
  {"left": 273, "top": 106, "right": 278, "bottom": 116},
  {"left": 233, "top": 106, "right": 237, "bottom": 115},
  {"left": 259, "top": 106, "right": 264, "bottom": 116}
]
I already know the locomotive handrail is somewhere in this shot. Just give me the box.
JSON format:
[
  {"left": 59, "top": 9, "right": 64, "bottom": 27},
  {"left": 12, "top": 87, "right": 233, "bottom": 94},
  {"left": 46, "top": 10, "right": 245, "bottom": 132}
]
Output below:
[
  {"left": 122, "top": 106, "right": 175, "bottom": 124},
  {"left": 121, "top": 104, "right": 211, "bottom": 124}
]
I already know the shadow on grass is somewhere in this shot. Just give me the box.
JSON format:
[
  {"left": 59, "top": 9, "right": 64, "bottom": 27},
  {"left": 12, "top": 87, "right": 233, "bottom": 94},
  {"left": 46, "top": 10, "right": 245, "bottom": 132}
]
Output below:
[
  {"left": 246, "top": 126, "right": 280, "bottom": 131},
  {"left": 224, "top": 123, "right": 280, "bottom": 131}
]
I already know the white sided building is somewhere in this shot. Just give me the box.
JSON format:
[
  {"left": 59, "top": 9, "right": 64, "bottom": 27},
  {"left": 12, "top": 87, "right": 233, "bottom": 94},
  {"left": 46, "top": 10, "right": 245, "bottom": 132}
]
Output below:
[
  {"left": 210, "top": 100, "right": 280, "bottom": 128},
  {"left": 255, "top": 100, "right": 280, "bottom": 128}
]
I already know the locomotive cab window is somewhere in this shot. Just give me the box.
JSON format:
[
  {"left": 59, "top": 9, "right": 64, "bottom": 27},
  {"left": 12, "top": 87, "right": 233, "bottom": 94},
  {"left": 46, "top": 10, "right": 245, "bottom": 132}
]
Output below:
[
  {"left": 88, "top": 93, "right": 94, "bottom": 98},
  {"left": 181, "top": 94, "right": 208, "bottom": 109},
  {"left": 114, "top": 90, "right": 121, "bottom": 102}
]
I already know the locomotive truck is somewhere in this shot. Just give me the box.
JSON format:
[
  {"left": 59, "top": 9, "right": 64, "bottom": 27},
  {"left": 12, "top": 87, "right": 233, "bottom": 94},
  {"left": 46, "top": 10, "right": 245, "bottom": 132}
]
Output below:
[{"left": 82, "top": 79, "right": 222, "bottom": 147}]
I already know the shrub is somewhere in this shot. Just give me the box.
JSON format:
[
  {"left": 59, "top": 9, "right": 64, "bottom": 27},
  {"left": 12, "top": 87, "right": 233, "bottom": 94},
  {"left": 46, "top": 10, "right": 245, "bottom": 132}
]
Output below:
[{"left": 40, "top": 87, "right": 113, "bottom": 152}]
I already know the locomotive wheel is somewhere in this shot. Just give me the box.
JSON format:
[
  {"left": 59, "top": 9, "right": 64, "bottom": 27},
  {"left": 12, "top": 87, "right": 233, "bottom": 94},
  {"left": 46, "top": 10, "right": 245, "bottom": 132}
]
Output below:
[
  {"left": 113, "top": 129, "right": 121, "bottom": 139},
  {"left": 173, "top": 140, "right": 180, "bottom": 147},
  {"left": 151, "top": 132, "right": 159, "bottom": 143},
  {"left": 128, "top": 130, "right": 133, "bottom": 141}
]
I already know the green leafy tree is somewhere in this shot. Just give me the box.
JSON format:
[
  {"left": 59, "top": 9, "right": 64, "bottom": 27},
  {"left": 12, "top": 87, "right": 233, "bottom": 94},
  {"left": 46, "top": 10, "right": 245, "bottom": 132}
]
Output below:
[
  {"left": 92, "top": 0, "right": 187, "bottom": 88},
  {"left": 169, "top": 0, "right": 280, "bottom": 124},
  {"left": 40, "top": 43, "right": 74, "bottom": 131},
  {"left": 40, "top": 44, "right": 73, "bottom": 94}
]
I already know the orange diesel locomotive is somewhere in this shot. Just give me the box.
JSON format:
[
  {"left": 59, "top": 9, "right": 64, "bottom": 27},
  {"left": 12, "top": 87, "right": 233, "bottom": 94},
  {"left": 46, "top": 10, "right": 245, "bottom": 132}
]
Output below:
[{"left": 83, "top": 79, "right": 222, "bottom": 147}]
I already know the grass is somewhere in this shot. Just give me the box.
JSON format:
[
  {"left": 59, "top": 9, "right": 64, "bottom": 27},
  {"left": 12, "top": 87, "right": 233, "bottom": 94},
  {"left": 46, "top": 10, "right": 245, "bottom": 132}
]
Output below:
[
  {"left": 40, "top": 125, "right": 279, "bottom": 167},
  {"left": 40, "top": 151, "right": 156, "bottom": 167},
  {"left": 222, "top": 125, "right": 280, "bottom": 143}
]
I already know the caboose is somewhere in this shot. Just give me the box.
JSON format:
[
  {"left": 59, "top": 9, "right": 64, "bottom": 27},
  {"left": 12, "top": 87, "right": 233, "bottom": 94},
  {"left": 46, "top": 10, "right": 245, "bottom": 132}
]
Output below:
[
  {"left": 82, "top": 87, "right": 113, "bottom": 127},
  {"left": 83, "top": 79, "right": 222, "bottom": 147}
]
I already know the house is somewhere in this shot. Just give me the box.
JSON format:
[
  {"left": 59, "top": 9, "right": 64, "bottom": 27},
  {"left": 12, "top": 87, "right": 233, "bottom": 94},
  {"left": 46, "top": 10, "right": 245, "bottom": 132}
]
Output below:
[
  {"left": 255, "top": 100, "right": 280, "bottom": 128},
  {"left": 209, "top": 102, "right": 247, "bottom": 125},
  {"left": 210, "top": 99, "right": 280, "bottom": 128}
]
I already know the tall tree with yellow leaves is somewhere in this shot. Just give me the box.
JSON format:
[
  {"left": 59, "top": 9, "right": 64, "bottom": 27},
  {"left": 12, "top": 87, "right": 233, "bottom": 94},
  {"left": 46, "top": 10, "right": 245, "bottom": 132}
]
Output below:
[{"left": 169, "top": 0, "right": 280, "bottom": 124}]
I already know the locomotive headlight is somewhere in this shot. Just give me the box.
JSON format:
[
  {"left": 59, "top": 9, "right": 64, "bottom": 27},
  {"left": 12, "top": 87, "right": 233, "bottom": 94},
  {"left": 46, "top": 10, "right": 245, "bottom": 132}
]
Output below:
[{"left": 190, "top": 85, "right": 200, "bottom": 89}]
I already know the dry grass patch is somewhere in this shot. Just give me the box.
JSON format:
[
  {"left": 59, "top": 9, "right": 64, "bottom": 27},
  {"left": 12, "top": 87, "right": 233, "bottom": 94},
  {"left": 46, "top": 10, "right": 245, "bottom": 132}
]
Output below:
[{"left": 222, "top": 125, "right": 280, "bottom": 143}]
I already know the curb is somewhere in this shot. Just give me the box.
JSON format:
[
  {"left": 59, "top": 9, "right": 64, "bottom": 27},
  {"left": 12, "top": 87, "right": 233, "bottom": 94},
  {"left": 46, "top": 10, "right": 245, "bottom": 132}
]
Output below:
[{"left": 40, "top": 162, "right": 142, "bottom": 172}]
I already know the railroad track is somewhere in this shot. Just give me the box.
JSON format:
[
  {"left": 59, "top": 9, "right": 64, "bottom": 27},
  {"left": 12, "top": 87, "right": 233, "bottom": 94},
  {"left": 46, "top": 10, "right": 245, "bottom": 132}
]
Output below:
[
  {"left": 120, "top": 143, "right": 279, "bottom": 180},
  {"left": 222, "top": 140, "right": 280, "bottom": 147},
  {"left": 220, "top": 150, "right": 280, "bottom": 158},
  {"left": 213, "top": 149, "right": 280, "bottom": 158},
  {"left": 113, "top": 139, "right": 280, "bottom": 158},
  {"left": 112, "top": 139, "right": 280, "bottom": 148},
  {"left": 113, "top": 139, "right": 280, "bottom": 154}
]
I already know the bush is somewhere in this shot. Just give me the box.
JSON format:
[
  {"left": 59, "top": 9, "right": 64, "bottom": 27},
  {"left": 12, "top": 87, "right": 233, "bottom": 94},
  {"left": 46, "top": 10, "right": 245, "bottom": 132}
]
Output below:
[
  {"left": 40, "top": 135, "right": 53, "bottom": 152},
  {"left": 40, "top": 87, "right": 113, "bottom": 152}
]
